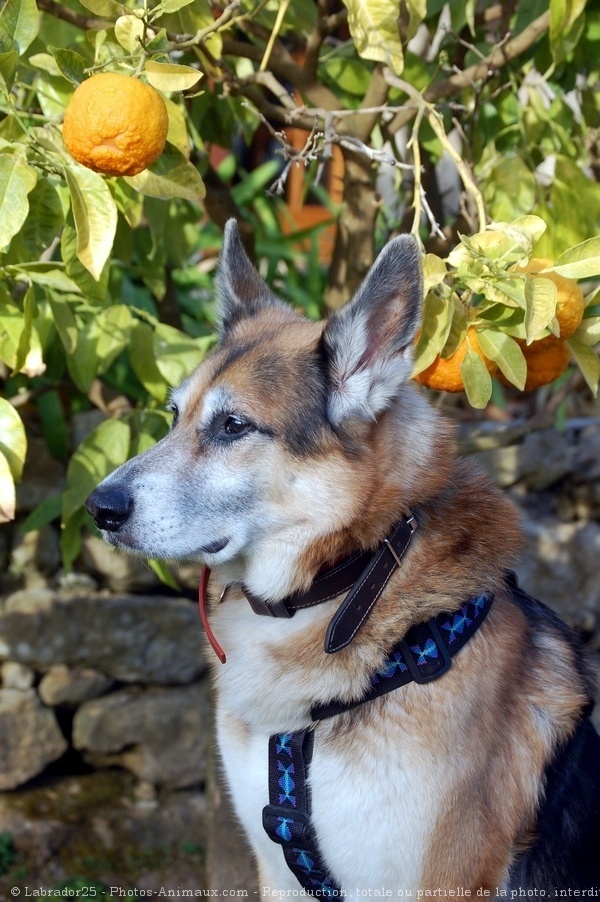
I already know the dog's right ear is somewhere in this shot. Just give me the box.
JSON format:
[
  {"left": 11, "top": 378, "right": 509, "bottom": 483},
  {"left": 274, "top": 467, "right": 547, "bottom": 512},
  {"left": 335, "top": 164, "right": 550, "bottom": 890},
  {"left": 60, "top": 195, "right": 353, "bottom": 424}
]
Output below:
[
  {"left": 322, "top": 235, "right": 423, "bottom": 425},
  {"left": 216, "top": 219, "right": 284, "bottom": 339}
]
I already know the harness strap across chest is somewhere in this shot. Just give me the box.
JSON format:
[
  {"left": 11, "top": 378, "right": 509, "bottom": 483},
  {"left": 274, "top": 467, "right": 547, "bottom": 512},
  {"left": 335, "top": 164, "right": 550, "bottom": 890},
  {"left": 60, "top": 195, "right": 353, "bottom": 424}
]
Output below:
[{"left": 262, "top": 592, "right": 494, "bottom": 897}]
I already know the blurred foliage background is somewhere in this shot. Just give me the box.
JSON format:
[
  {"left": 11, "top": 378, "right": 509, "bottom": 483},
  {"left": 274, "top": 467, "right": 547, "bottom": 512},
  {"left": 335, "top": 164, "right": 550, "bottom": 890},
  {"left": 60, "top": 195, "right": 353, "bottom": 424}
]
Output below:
[{"left": 0, "top": 0, "right": 599, "bottom": 572}]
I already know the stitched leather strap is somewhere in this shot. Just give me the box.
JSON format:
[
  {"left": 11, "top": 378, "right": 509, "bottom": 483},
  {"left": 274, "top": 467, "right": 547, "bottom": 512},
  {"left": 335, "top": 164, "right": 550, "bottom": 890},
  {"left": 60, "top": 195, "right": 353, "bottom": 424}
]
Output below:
[
  {"left": 242, "top": 514, "right": 417, "bottom": 653},
  {"left": 242, "top": 548, "right": 375, "bottom": 618},
  {"left": 324, "top": 515, "right": 417, "bottom": 654}
]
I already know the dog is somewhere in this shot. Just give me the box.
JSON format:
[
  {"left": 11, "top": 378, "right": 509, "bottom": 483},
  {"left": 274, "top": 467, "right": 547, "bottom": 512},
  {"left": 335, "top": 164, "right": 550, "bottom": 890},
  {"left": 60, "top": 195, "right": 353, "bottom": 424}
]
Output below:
[{"left": 86, "top": 220, "right": 600, "bottom": 897}]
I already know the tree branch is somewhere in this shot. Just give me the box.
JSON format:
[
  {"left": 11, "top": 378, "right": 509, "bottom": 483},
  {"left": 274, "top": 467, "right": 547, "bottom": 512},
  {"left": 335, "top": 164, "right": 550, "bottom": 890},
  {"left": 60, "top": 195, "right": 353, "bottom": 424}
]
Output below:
[
  {"left": 387, "top": 9, "right": 551, "bottom": 133},
  {"left": 36, "top": 0, "right": 108, "bottom": 30}
]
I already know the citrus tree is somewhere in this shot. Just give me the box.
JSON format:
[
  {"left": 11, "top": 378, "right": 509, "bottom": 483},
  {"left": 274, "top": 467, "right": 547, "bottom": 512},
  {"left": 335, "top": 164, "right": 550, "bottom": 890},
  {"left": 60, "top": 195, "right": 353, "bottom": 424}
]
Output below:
[{"left": 0, "top": 0, "right": 599, "bottom": 571}]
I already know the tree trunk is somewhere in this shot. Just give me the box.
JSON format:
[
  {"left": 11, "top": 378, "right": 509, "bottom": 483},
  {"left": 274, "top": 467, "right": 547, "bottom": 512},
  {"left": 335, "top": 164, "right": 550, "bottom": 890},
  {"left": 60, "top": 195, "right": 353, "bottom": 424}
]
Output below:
[{"left": 325, "top": 149, "right": 379, "bottom": 309}]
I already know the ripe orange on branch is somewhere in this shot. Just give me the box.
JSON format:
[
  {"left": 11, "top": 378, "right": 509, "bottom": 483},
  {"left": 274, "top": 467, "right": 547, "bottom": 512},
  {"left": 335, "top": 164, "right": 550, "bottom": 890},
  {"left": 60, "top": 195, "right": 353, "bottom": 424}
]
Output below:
[
  {"left": 414, "top": 327, "right": 496, "bottom": 392},
  {"left": 62, "top": 73, "right": 169, "bottom": 177}
]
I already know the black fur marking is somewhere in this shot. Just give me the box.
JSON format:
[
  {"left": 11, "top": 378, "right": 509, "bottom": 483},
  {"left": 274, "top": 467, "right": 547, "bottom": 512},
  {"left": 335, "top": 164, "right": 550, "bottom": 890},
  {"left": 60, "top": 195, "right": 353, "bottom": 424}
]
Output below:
[{"left": 506, "top": 575, "right": 600, "bottom": 889}]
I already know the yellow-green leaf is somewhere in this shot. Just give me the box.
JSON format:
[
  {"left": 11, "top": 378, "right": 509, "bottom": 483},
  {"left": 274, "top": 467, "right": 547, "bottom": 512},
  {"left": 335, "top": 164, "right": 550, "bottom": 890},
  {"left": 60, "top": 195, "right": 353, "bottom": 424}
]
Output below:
[
  {"left": 524, "top": 276, "right": 557, "bottom": 343},
  {"left": 566, "top": 338, "right": 599, "bottom": 397},
  {"left": 460, "top": 348, "right": 492, "bottom": 409},
  {"left": 145, "top": 60, "right": 202, "bottom": 93},
  {"left": 476, "top": 329, "right": 526, "bottom": 390},
  {"left": 153, "top": 323, "right": 211, "bottom": 387},
  {"left": 124, "top": 142, "right": 205, "bottom": 202},
  {"left": 0, "top": 0, "right": 39, "bottom": 55},
  {"left": 553, "top": 237, "right": 600, "bottom": 279},
  {"left": 0, "top": 397, "right": 27, "bottom": 482},
  {"left": 405, "top": 0, "right": 426, "bottom": 40},
  {"left": 412, "top": 292, "right": 452, "bottom": 376},
  {"left": 65, "top": 162, "right": 118, "bottom": 280},
  {"left": 79, "top": 0, "right": 124, "bottom": 16},
  {"left": 114, "top": 14, "right": 145, "bottom": 53},
  {"left": 341, "top": 0, "right": 404, "bottom": 75},
  {"left": 422, "top": 254, "right": 447, "bottom": 293},
  {"left": 0, "top": 451, "right": 15, "bottom": 523},
  {"left": 0, "top": 155, "right": 37, "bottom": 250}
]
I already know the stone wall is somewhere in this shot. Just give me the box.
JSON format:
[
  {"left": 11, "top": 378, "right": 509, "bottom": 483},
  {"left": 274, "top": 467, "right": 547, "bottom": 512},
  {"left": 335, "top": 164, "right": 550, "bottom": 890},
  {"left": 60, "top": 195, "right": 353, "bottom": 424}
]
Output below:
[{"left": 0, "top": 419, "right": 599, "bottom": 893}]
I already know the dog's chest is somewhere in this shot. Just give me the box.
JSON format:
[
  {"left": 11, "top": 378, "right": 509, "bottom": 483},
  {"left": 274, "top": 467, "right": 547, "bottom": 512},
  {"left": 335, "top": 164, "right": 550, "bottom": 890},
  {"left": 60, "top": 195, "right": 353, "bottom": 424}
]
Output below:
[{"left": 211, "top": 602, "right": 444, "bottom": 891}]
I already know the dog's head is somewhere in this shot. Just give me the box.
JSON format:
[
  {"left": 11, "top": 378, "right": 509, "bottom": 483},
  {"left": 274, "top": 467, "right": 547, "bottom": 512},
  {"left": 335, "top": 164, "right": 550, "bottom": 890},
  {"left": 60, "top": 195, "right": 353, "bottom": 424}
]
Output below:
[{"left": 86, "top": 221, "right": 430, "bottom": 598}]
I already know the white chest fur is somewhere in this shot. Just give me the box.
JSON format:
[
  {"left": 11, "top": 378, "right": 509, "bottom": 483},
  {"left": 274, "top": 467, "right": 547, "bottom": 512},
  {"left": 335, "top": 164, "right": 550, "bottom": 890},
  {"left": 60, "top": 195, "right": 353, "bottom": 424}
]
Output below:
[{"left": 211, "top": 599, "right": 443, "bottom": 895}]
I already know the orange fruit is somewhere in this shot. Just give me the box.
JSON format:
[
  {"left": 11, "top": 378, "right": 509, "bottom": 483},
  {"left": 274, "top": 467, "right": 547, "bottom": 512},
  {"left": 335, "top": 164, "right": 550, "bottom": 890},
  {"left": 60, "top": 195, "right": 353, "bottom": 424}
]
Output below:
[
  {"left": 514, "top": 258, "right": 585, "bottom": 341},
  {"left": 63, "top": 73, "right": 169, "bottom": 177},
  {"left": 499, "top": 337, "right": 571, "bottom": 392},
  {"left": 414, "top": 327, "right": 496, "bottom": 392}
]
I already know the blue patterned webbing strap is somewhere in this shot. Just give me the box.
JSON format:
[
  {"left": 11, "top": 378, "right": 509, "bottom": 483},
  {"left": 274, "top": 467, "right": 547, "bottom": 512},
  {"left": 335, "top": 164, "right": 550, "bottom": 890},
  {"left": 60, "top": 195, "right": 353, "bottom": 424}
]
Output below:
[{"left": 262, "top": 592, "right": 494, "bottom": 895}]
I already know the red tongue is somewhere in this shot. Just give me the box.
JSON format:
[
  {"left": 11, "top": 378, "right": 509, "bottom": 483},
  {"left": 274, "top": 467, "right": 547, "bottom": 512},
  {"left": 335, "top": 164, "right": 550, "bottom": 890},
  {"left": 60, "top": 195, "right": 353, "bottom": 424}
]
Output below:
[{"left": 198, "top": 566, "right": 227, "bottom": 664}]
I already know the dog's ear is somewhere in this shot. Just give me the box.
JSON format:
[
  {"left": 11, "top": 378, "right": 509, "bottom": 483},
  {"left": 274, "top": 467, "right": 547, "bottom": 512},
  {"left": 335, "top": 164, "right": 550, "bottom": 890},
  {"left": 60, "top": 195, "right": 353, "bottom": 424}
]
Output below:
[
  {"left": 322, "top": 235, "right": 423, "bottom": 424},
  {"left": 216, "top": 219, "right": 284, "bottom": 338}
]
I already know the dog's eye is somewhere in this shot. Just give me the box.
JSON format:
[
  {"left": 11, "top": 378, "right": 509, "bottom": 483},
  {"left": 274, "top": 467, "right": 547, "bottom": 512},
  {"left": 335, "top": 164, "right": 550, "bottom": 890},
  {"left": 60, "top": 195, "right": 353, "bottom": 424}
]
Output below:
[{"left": 221, "top": 415, "right": 253, "bottom": 438}]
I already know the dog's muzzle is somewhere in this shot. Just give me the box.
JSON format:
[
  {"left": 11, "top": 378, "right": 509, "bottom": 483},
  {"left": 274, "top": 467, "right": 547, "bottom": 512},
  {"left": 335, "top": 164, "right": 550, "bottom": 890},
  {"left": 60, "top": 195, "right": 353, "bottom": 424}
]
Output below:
[{"left": 86, "top": 484, "right": 133, "bottom": 532}]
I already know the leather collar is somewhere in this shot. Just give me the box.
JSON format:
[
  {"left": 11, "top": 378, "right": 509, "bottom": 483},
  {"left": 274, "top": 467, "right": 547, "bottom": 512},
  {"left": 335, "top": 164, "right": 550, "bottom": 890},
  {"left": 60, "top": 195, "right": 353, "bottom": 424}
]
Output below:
[{"left": 198, "top": 514, "right": 418, "bottom": 663}]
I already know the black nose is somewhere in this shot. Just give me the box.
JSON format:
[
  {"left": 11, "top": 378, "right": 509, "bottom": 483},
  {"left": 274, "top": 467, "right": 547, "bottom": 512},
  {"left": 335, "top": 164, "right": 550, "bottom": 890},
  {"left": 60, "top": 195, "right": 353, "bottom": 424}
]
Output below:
[{"left": 86, "top": 485, "right": 133, "bottom": 532}]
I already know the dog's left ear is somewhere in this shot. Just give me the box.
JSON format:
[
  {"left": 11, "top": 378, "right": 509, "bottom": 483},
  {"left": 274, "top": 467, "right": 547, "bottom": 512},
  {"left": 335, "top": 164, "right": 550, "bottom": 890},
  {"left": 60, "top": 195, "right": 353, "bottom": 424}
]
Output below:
[
  {"left": 322, "top": 235, "right": 423, "bottom": 424},
  {"left": 216, "top": 219, "right": 285, "bottom": 338}
]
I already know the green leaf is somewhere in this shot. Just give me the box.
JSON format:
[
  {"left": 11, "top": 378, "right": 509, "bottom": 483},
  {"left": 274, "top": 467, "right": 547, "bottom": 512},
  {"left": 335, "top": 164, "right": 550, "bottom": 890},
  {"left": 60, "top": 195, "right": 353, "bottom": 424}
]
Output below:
[
  {"left": 157, "top": 0, "right": 198, "bottom": 13},
  {"left": 96, "top": 305, "right": 133, "bottom": 373},
  {"left": 524, "top": 276, "right": 557, "bottom": 343},
  {"left": 62, "top": 418, "right": 130, "bottom": 525},
  {"left": 114, "top": 14, "right": 145, "bottom": 53},
  {"left": 128, "top": 320, "right": 169, "bottom": 402},
  {"left": 412, "top": 292, "right": 453, "bottom": 376},
  {"left": 10, "top": 263, "right": 82, "bottom": 293},
  {"left": 14, "top": 285, "right": 36, "bottom": 373},
  {"left": 66, "top": 317, "right": 100, "bottom": 394},
  {"left": 566, "top": 338, "right": 600, "bottom": 397},
  {"left": 405, "top": 0, "right": 426, "bottom": 40},
  {"left": 553, "top": 237, "right": 600, "bottom": 279},
  {"left": 0, "top": 302, "right": 24, "bottom": 369},
  {"left": 147, "top": 558, "right": 179, "bottom": 590},
  {"left": 422, "top": 254, "right": 447, "bottom": 293},
  {"left": 572, "top": 316, "right": 600, "bottom": 347},
  {"left": 0, "top": 50, "right": 19, "bottom": 92},
  {"left": 549, "top": 0, "right": 586, "bottom": 62},
  {"left": 460, "top": 347, "right": 492, "bottom": 409},
  {"left": 341, "top": 0, "right": 404, "bottom": 75},
  {"left": 65, "top": 162, "right": 118, "bottom": 280},
  {"left": 124, "top": 142, "right": 205, "bottom": 202},
  {"left": 12, "top": 177, "right": 64, "bottom": 256},
  {"left": 49, "top": 47, "right": 88, "bottom": 85},
  {"left": 20, "top": 494, "right": 62, "bottom": 533},
  {"left": 0, "top": 0, "right": 39, "bottom": 55},
  {"left": 29, "top": 52, "right": 61, "bottom": 76},
  {"left": 476, "top": 329, "right": 527, "bottom": 390},
  {"left": 0, "top": 155, "right": 37, "bottom": 251},
  {"left": 153, "top": 323, "right": 211, "bottom": 387},
  {"left": 0, "top": 450, "right": 15, "bottom": 523},
  {"left": 145, "top": 60, "right": 202, "bottom": 92},
  {"left": 0, "top": 397, "right": 27, "bottom": 482},
  {"left": 78, "top": 0, "right": 125, "bottom": 16},
  {"left": 48, "top": 295, "right": 78, "bottom": 355}
]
